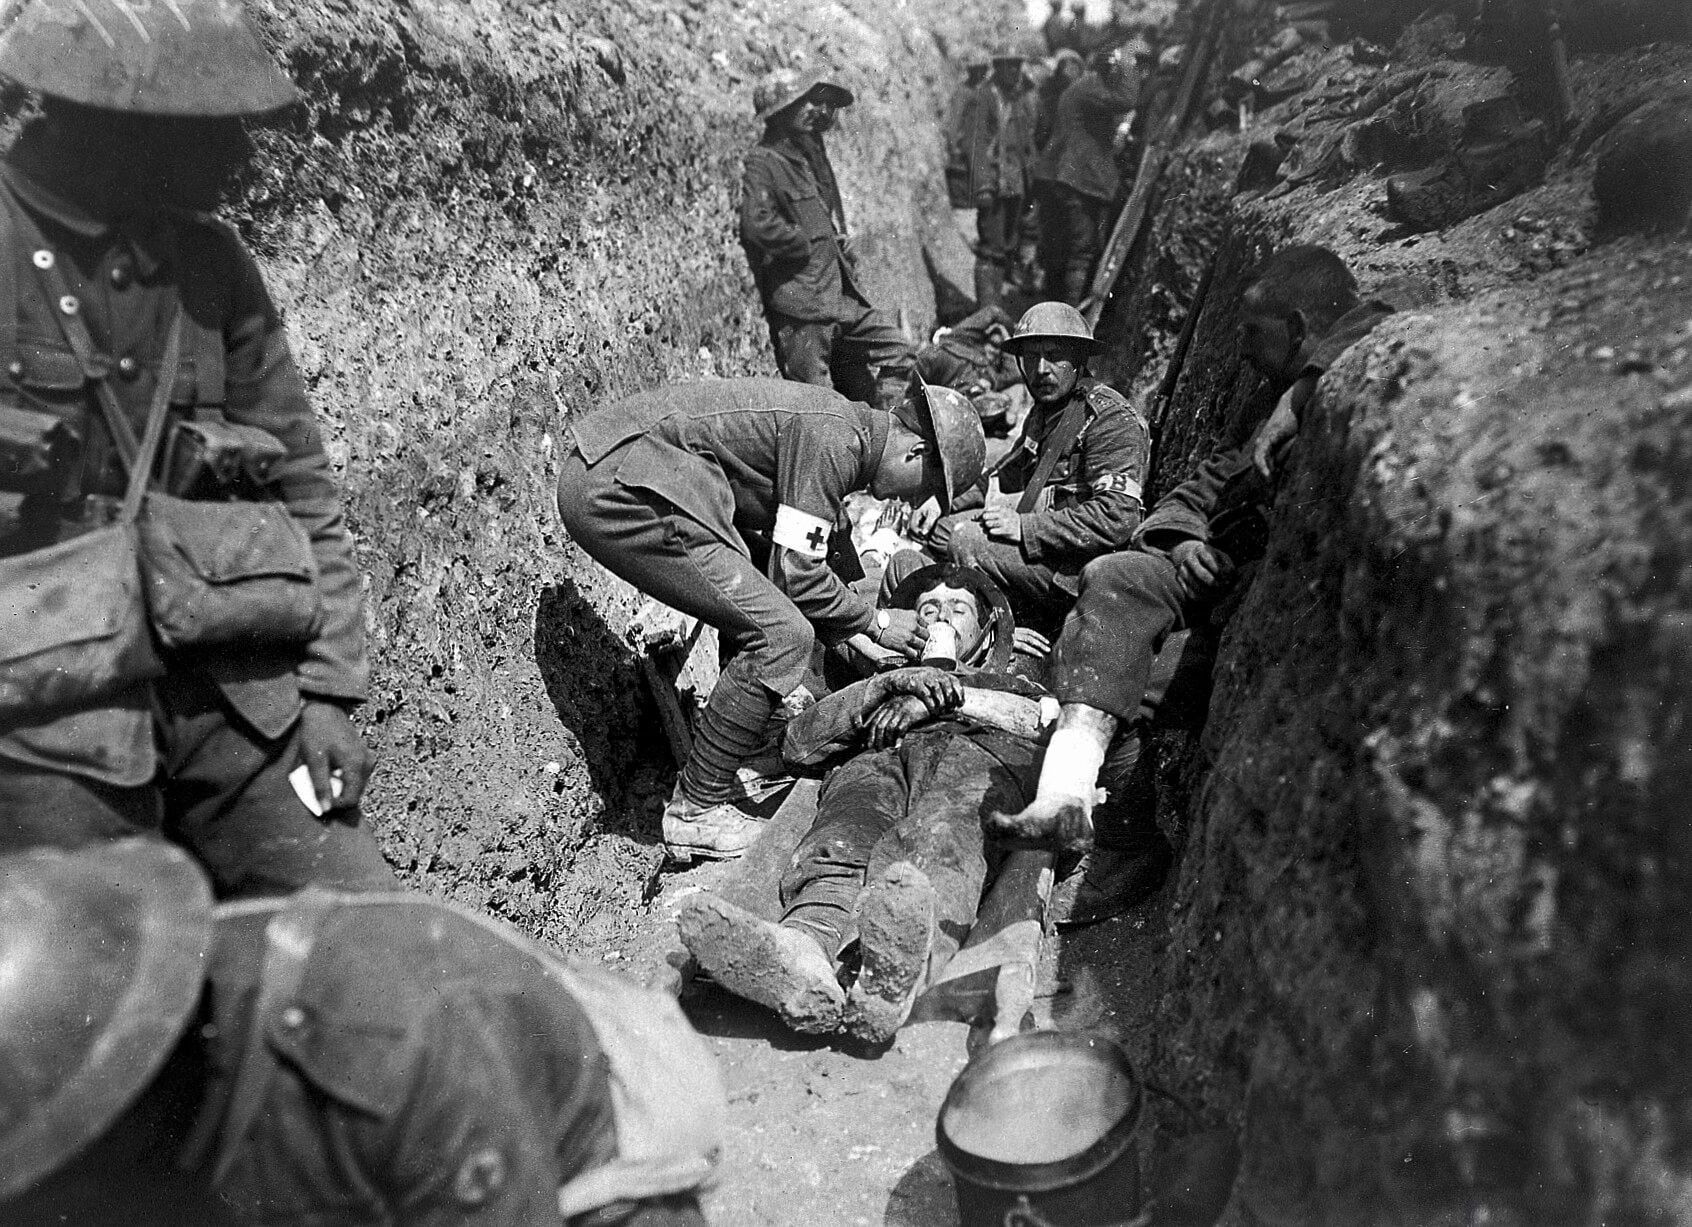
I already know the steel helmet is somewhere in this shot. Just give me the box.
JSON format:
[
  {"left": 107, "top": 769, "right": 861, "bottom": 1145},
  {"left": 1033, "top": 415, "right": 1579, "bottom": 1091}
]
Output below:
[
  {"left": 999, "top": 301, "right": 1103, "bottom": 356},
  {"left": 0, "top": 839, "right": 214, "bottom": 1199},
  {"left": 0, "top": 0, "right": 301, "bottom": 117},
  {"left": 906, "top": 376, "right": 986, "bottom": 511},
  {"left": 753, "top": 68, "right": 854, "bottom": 125}
]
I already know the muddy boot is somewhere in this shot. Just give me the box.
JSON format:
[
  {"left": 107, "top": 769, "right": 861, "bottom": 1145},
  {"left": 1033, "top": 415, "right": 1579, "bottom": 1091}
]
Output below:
[
  {"left": 677, "top": 893, "right": 845, "bottom": 1033},
  {"left": 1048, "top": 835, "right": 1174, "bottom": 927},
  {"left": 661, "top": 790, "right": 764, "bottom": 865},
  {"left": 844, "top": 861, "right": 935, "bottom": 1044}
]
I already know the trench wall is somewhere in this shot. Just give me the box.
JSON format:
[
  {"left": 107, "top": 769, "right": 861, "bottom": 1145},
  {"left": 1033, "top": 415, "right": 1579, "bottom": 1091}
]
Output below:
[
  {"left": 229, "top": 0, "right": 1017, "bottom": 948},
  {"left": 1108, "top": 19, "right": 1692, "bottom": 1223}
]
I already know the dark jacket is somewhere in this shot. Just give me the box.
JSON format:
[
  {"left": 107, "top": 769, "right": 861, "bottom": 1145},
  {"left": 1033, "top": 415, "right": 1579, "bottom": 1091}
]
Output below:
[
  {"left": 739, "top": 133, "right": 865, "bottom": 323},
  {"left": 956, "top": 80, "right": 1042, "bottom": 200},
  {"left": 1135, "top": 300, "right": 1397, "bottom": 562},
  {"left": 982, "top": 377, "right": 1150, "bottom": 567},
  {"left": 0, "top": 144, "right": 367, "bottom": 787},
  {"left": 570, "top": 377, "right": 890, "bottom": 641},
  {"left": 1035, "top": 69, "right": 1140, "bottom": 201},
  {"left": 913, "top": 307, "right": 1019, "bottom": 396}
]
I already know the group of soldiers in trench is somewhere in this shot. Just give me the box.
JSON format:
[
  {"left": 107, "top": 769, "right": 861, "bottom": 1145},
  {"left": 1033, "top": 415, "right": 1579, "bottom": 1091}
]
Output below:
[{"left": 0, "top": 0, "right": 1400, "bottom": 1223}]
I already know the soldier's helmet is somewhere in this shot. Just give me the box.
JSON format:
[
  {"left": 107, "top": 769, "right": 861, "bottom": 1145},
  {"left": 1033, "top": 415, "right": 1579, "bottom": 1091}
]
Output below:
[
  {"left": 0, "top": 839, "right": 214, "bottom": 1200},
  {"left": 1000, "top": 301, "right": 1103, "bottom": 356},
  {"left": 0, "top": 0, "right": 301, "bottom": 117},
  {"left": 753, "top": 67, "right": 854, "bottom": 125},
  {"left": 907, "top": 375, "right": 987, "bottom": 512}
]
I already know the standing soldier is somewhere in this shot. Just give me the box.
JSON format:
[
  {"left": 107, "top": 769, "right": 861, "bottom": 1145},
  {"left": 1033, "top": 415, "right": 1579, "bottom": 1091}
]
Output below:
[
  {"left": 1033, "top": 44, "right": 1142, "bottom": 305},
  {"left": 913, "top": 302, "right": 1148, "bottom": 634},
  {"left": 557, "top": 377, "right": 984, "bottom": 862},
  {"left": 955, "top": 47, "right": 1041, "bottom": 312},
  {"left": 739, "top": 68, "right": 914, "bottom": 411},
  {"left": 0, "top": 0, "right": 394, "bottom": 895}
]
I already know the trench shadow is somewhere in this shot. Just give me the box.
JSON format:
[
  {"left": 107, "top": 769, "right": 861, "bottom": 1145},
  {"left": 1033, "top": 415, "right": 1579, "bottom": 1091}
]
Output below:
[
  {"left": 680, "top": 985, "right": 839, "bottom": 1054},
  {"left": 885, "top": 1150, "right": 959, "bottom": 1226},
  {"left": 533, "top": 575, "right": 671, "bottom": 842}
]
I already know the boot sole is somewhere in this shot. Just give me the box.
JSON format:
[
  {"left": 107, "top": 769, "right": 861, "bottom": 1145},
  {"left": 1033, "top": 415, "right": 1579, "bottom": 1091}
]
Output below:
[
  {"left": 845, "top": 862, "right": 935, "bottom": 1044},
  {"left": 677, "top": 894, "right": 844, "bottom": 1032}
]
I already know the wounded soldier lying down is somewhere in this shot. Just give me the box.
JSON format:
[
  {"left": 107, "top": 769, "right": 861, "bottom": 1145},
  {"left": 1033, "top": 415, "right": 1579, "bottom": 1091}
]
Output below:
[{"left": 678, "top": 563, "right": 1059, "bottom": 1043}]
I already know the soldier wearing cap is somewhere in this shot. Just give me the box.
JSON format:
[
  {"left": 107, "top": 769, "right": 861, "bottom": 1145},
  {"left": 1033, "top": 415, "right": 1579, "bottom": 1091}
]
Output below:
[
  {"left": 739, "top": 68, "right": 914, "bottom": 410},
  {"left": 557, "top": 377, "right": 985, "bottom": 862},
  {"left": 954, "top": 46, "right": 1041, "bottom": 311},
  {"left": 0, "top": 839, "right": 723, "bottom": 1225},
  {"left": 914, "top": 301, "right": 1148, "bottom": 634},
  {"left": 0, "top": 0, "right": 393, "bottom": 894}
]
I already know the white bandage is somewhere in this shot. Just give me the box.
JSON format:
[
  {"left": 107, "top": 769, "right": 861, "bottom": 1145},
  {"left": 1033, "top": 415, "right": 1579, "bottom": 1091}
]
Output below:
[
  {"left": 772, "top": 504, "right": 832, "bottom": 559},
  {"left": 1035, "top": 726, "right": 1108, "bottom": 809}
]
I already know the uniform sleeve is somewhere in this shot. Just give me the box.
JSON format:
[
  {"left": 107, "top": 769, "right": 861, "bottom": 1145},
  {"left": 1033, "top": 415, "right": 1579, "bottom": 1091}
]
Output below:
[
  {"left": 1068, "top": 74, "right": 1138, "bottom": 120},
  {"left": 218, "top": 228, "right": 368, "bottom": 704},
  {"left": 739, "top": 152, "right": 809, "bottom": 264},
  {"left": 1020, "top": 398, "right": 1150, "bottom": 563},
  {"left": 1133, "top": 445, "right": 1254, "bottom": 551},
  {"left": 781, "top": 679, "right": 876, "bottom": 767},
  {"left": 771, "top": 417, "right": 878, "bottom": 642}
]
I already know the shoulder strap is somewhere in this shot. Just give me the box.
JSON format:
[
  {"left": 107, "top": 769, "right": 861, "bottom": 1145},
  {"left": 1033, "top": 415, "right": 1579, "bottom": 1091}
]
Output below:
[
  {"left": 176, "top": 886, "right": 341, "bottom": 1185},
  {"left": 1015, "top": 398, "right": 1086, "bottom": 514}
]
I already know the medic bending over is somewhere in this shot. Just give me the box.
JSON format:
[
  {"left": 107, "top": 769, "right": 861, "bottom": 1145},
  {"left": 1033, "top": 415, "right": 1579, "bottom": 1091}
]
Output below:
[{"left": 557, "top": 377, "right": 984, "bottom": 863}]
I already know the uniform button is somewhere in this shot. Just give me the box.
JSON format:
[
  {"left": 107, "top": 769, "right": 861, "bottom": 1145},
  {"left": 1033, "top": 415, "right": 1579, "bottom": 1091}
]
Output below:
[
  {"left": 116, "top": 355, "right": 140, "bottom": 380},
  {"left": 58, "top": 294, "right": 78, "bottom": 316},
  {"left": 31, "top": 249, "right": 52, "bottom": 270},
  {"left": 109, "top": 262, "right": 133, "bottom": 290},
  {"left": 6, "top": 360, "right": 20, "bottom": 380},
  {"left": 279, "top": 1005, "right": 307, "bottom": 1030}
]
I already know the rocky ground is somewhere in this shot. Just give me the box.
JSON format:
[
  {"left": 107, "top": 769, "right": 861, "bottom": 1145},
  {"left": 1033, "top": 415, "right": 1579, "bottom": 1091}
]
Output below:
[{"left": 216, "top": 0, "right": 1692, "bottom": 1222}]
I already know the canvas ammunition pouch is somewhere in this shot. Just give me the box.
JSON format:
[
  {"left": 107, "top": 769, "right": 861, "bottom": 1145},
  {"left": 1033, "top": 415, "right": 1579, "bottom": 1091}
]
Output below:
[{"left": 7, "top": 201, "right": 322, "bottom": 655}]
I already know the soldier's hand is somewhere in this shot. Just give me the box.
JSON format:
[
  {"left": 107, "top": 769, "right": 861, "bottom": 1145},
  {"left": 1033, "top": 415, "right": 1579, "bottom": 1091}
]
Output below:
[
  {"left": 298, "top": 699, "right": 375, "bottom": 815},
  {"left": 873, "top": 607, "right": 929, "bottom": 659},
  {"left": 863, "top": 694, "right": 932, "bottom": 749},
  {"left": 907, "top": 496, "right": 943, "bottom": 539},
  {"left": 877, "top": 666, "right": 963, "bottom": 713},
  {"left": 981, "top": 504, "right": 1023, "bottom": 542},
  {"left": 1250, "top": 378, "right": 1312, "bottom": 479},
  {"left": 1170, "top": 539, "right": 1235, "bottom": 597},
  {"left": 1013, "top": 626, "right": 1052, "bottom": 660}
]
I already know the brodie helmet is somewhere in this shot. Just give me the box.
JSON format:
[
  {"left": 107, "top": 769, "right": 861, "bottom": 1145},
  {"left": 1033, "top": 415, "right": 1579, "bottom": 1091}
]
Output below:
[
  {"left": 753, "top": 67, "right": 854, "bottom": 125},
  {"left": 0, "top": 840, "right": 214, "bottom": 1199},
  {"left": 999, "top": 301, "right": 1102, "bottom": 357},
  {"left": 0, "top": 0, "right": 301, "bottom": 117},
  {"left": 886, "top": 560, "right": 1015, "bottom": 674},
  {"left": 901, "top": 375, "right": 986, "bottom": 513}
]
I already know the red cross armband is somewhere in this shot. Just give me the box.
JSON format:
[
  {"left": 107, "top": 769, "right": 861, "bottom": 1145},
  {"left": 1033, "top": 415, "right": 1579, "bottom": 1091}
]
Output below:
[
  {"left": 772, "top": 504, "right": 832, "bottom": 559},
  {"left": 1088, "top": 472, "right": 1144, "bottom": 501}
]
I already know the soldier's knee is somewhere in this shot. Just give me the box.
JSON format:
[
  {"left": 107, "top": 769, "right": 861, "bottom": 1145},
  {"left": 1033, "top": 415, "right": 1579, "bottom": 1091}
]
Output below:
[{"left": 1079, "top": 549, "right": 1161, "bottom": 595}]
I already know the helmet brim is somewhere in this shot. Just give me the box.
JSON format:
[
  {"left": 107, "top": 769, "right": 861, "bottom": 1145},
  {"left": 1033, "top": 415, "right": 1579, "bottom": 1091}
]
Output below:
[
  {"left": 1000, "top": 331, "right": 1103, "bottom": 356},
  {"left": 755, "top": 74, "right": 855, "bottom": 124},
  {"left": 0, "top": 841, "right": 214, "bottom": 1199}
]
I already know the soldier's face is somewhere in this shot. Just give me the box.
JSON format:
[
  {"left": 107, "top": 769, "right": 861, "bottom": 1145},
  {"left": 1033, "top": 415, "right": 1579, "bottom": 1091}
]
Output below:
[
  {"left": 1238, "top": 305, "right": 1303, "bottom": 380},
  {"left": 916, "top": 584, "right": 987, "bottom": 658},
  {"left": 779, "top": 97, "right": 833, "bottom": 137},
  {"left": 1017, "top": 339, "right": 1086, "bottom": 406}
]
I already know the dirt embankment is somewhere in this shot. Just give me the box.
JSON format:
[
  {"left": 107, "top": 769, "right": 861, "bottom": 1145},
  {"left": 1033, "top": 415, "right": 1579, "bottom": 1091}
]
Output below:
[
  {"left": 1093, "top": 14, "right": 1692, "bottom": 1223},
  {"left": 231, "top": 0, "right": 1015, "bottom": 949}
]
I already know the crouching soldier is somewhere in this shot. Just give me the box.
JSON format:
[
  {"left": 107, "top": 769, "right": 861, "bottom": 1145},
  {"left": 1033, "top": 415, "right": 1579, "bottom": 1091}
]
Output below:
[
  {"left": 0, "top": 839, "right": 724, "bottom": 1226},
  {"left": 917, "top": 301, "right": 1149, "bottom": 633},
  {"left": 989, "top": 246, "right": 1395, "bottom": 910},
  {"left": 0, "top": 0, "right": 394, "bottom": 895},
  {"left": 557, "top": 377, "right": 984, "bottom": 862},
  {"left": 679, "top": 563, "right": 1064, "bottom": 1043}
]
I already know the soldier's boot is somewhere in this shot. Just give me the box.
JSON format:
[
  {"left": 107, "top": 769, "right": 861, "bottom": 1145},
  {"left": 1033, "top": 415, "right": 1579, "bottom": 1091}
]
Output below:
[
  {"left": 985, "top": 703, "right": 1115, "bottom": 853},
  {"left": 677, "top": 893, "right": 845, "bottom": 1033},
  {"left": 667, "top": 662, "right": 773, "bottom": 863},
  {"left": 844, "top": 861, "right": 935, "bottom": 1045},
  {"left": 1049, "top": 835, "right": 1174, "bottom": 927},
  {"left": 661, "top": 788, "right": 763, "bottom": 865}
]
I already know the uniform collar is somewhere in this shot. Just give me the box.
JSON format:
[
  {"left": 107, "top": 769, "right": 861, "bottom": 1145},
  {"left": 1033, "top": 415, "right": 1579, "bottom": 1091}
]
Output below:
[{"left": 1, "top": 153, "right": 174, "bottom": 278}]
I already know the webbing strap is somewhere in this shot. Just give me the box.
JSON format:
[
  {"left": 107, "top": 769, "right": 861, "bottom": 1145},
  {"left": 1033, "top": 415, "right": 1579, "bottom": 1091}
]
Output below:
[{"left": 1015, "top": 398, "right": 1086, "bottom": 515}]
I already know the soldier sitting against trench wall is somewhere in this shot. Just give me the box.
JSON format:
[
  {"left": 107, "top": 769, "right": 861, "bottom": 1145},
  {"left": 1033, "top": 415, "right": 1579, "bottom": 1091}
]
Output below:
[
  {"left": 989, "top": 246, "right": 1397, "bottom": 883},
  {"left": 677, "top": 558, "right": 1172, "bottom": 1044}
]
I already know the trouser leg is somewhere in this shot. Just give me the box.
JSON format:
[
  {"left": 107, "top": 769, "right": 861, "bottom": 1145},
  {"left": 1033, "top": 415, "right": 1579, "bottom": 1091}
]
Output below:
[
  {"left": 1038, "top": 182, "right": 1070, "bottom": 302},
  {"left": 1058, "top": 187, "right": 1107, "bottom": 305},
  {"left": 973, "top": 194, "right": 1021, "bottom": 311},
  {"left": 779, "top": 748, "right": 906, "bottom": 957},
  {"left": 929, "top": 511, "right": 1077, "bottom": 632},
  {"left": 0, "top": 762, "right": 157, "bottom": 852},
  {"left": 157, "top": 672, "right": 398, "bottom": 899},
  {"left": 1051, "top": 549, "right": 1195, "bottom": 718},
  {"left": 557, "top": 451, "right": 815, "bottom": 803},
  {"left": 770, "top": 317, "right": 836, "bottom": 388},
  {"left": 832, "top": 306, "right": 914, "bottom": 410},
  {"left": 870, "top": 735, "right": 1018, "bottom": 977}
]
